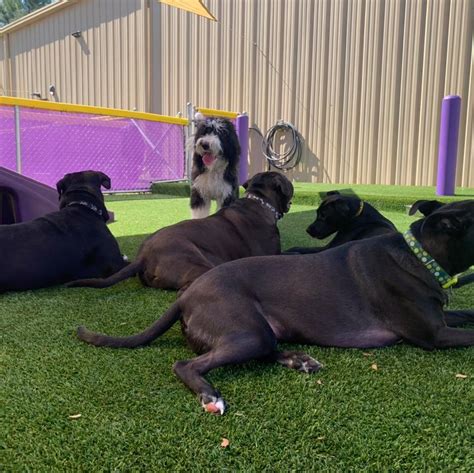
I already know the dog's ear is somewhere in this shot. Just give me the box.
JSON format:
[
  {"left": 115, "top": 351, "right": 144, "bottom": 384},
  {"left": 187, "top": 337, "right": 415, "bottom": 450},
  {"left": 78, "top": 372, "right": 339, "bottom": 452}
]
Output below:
[
  {"left": 409, "top": 200, "right": 444, "bottom": 216},
  {"left": 326, "top": 190, "right": 340, "bottom": 196},
  {"left": 97, "top": 172, "right": 112, "bottom": 190},
  {"left": 334, "top": 199, "right": 351, "bottom": 217},
  {"left": 425, "top": 209, "right": 472, "bottom": 236},
  {"left": 275, "top": 175, "right": 294, "bottom": 212},
  {"left": 56, "top": 175, "right": 69, "bottom": 199},
  {"left": 276, "top": 174, "right": 294, "bottom": 198}
]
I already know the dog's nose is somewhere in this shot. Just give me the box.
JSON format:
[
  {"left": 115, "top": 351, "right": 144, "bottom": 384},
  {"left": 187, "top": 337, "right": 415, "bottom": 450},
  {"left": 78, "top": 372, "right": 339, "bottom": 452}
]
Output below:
[{"left": 201, "top": 142, "right": 209, "bottom": 151}]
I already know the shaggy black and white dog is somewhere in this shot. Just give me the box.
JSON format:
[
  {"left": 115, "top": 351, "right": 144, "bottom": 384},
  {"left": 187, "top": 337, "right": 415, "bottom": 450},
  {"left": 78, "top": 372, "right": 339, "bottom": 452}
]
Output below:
[{"left": 190, "top": 114, "right": 240, "bottom": 218}]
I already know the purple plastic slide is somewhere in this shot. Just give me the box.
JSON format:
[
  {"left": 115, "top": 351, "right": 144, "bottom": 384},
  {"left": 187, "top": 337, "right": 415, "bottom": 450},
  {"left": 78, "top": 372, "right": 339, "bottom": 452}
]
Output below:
[{"left": 0, "top": 167, "right": 114, "bottom": 224}]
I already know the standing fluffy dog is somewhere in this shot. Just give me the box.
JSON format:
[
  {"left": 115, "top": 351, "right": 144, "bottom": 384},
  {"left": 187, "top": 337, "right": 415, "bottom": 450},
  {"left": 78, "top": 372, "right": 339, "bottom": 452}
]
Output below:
[{"left": 190, "top": 114, "right": 240, "bottom": 218}]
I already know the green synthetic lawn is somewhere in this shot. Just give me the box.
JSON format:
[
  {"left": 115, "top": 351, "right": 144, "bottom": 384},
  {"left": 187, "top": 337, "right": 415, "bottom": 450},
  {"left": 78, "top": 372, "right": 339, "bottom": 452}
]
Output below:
[{"left": 2, "top": 186, "right": 473, "bottom": 471}]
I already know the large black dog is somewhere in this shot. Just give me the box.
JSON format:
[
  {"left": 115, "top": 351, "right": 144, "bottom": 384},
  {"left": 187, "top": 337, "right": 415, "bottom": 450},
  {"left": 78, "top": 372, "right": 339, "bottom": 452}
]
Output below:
[
  {"left": 190, "top": 114, "right": 240, "bottom": 218},
  {"left": 68, "top": 172, "right": 293, "bottom": 293},
  {"left": 0, "top": 171, "right": 126, "bottom": 292},
  {"left": 78, "top": 199, "right": 474, "bottom": 414},
  {"left": 286, "top": 191, "right": 396, "bottom": 253}
]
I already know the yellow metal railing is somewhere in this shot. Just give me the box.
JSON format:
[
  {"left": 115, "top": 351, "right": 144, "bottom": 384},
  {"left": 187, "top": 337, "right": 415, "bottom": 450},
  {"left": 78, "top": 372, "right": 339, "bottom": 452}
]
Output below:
[
  {"left": 0, "top": 96, "right": 189, "bottom": 126},
  {"left": 195, "top": 106, "right": 238, "bottom": 119}
]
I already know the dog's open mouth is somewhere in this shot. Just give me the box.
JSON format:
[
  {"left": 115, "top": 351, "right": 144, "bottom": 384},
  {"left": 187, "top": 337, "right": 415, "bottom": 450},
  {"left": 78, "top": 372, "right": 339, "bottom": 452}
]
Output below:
[{"left": 202, "top": 153, "right": 217, "bottom": 167}]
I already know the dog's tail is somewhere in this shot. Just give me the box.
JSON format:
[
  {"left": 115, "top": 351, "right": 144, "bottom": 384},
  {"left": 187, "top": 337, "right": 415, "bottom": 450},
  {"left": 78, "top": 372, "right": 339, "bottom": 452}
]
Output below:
[
  {"left": 77, "top": 301, "right": 181, "bottom": 348},
  {"left": 67, "top": 260, "right": 143, "bottom": 288}
]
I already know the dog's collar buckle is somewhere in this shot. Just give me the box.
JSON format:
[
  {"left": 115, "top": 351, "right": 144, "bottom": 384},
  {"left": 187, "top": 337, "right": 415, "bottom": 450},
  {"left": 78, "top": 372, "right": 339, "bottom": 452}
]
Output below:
[
  {"left": 245, "top": 193, "right": 282, "bottom": 220},
  {"left": 403, "top": 229, "right": 456, "bottom": 289},
  {"left": 67, "top": 200, "right": 103, "bottom": 217}
]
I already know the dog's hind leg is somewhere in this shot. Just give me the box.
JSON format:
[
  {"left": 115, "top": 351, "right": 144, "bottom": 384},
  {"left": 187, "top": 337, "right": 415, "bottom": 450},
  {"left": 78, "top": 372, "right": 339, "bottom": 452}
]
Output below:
[
  {"left": 443, "top": 310, "right": 474, "bottom": 327},
  {"left": 190, "top": 188, "right": 211, "bottom": 219},
  {"left": 173, "top": 331, "right": 277, "bottom": 415},
  {"left": 273, "top": 351, "right": 323, "bottom": 373}
]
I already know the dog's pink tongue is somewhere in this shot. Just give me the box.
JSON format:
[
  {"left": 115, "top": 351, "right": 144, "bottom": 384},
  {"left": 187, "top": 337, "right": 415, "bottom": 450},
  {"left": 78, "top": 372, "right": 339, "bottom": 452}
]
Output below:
[{"left": 202, "top": 153, "right": 216, "bottom": 166}]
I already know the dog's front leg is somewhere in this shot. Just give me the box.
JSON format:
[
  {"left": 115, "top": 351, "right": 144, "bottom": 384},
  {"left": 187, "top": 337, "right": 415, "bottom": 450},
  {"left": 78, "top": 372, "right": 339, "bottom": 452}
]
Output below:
[
  {"left": 443, "top": 310, "right": 474, "bottom": 327},
  {"left": 190, "top": 188, "right": 211, "bottom": 219},
  {"left": 433, "top": 326, "right": 474, "bottom": 348}
]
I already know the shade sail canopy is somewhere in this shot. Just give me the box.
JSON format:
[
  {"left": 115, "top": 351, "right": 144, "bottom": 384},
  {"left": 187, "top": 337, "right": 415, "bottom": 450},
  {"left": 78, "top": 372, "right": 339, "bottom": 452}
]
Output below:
[{"left": 159, "top": 0, "right": 216, "bottom": 21}]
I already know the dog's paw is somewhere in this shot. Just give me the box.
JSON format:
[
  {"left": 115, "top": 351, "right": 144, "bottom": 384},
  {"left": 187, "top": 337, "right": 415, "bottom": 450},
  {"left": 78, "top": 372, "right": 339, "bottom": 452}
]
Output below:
[
  {"left": 200, "top": 394, "right": 226, "bottom": 415},
  {"left": 277, "top": 351, "right": 323, "bottom": 373},
  {"left": 299, "top": 357, "right": 323, "bottom": 373}
]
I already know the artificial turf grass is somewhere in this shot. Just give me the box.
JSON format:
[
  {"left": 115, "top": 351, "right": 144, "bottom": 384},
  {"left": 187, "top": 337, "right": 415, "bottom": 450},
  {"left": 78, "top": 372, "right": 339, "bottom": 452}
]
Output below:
[
  {"left": 150, "top": 180, "right": 474, "bottom": 212},
  {"left": 2, "top": 192, "right": 474, "bottom": 470}
]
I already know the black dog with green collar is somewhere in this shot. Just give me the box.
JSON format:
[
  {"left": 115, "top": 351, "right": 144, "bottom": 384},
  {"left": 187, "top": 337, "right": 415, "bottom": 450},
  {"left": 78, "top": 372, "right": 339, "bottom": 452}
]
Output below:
[{"left": 77, "top": 199, "right": 474, "bottom": 415}]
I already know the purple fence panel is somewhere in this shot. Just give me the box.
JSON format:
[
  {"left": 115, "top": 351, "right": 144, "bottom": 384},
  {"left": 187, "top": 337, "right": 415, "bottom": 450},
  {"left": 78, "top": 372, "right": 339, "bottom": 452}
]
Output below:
[
  {"left": 13, "top": 106, "right": 185, "bottom": 192},
  {"left": 0, "top": 105, "right": 17, "bottom": 172}
]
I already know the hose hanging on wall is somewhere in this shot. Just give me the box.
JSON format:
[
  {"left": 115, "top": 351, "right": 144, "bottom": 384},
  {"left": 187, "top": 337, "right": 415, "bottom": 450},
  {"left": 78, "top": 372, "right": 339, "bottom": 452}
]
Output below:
[{"left": 261, "top": 120, "right": 303, "bottom": 171}]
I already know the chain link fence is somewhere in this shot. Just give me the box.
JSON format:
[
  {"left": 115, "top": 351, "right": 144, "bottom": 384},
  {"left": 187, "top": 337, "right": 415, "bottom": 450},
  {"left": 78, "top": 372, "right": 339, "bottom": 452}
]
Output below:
[{"left": 0, "top": 101, "right": 187, "bottom": 192}]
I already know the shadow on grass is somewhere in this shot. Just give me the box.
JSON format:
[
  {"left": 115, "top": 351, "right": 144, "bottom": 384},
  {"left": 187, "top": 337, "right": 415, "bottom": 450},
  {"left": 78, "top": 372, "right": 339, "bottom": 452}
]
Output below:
[
  {"left": 106, "top": 193, "right": 188, "bottom": 203},
  {"left": 113, "top": 209, "right": 330, "bottom": 259}
]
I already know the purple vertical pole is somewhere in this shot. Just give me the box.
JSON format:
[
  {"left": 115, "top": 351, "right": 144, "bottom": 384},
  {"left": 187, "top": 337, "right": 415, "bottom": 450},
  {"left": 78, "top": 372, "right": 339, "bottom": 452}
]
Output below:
[
  {"left": 236, "top": 113, "right": 249, "bottom": 185},
  {"left": 436, "top": 95, "right": 461, "bottom": 196}
]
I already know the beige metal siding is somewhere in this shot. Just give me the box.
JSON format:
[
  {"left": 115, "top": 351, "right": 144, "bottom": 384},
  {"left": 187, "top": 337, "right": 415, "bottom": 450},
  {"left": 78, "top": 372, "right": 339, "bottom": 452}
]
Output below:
[
  {"left": 152, "top": 0, "right": 473, "bottom": 187},
  {"left": 4, "top": 0, "right": 147, "bottom": 111},
  {"left": 1, "top": 0, "right": 472, "bottom": 186}
]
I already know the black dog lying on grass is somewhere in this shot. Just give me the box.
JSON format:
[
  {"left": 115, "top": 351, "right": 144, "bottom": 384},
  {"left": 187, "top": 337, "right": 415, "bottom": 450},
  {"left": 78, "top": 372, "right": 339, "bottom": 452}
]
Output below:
[
  {"left": 0, "top": 170, "right": 126, "bottom": 292},
  {"left": 409, "top": 200, "right": 474, "bottom": 289},
  {"left": 286, "top": 190, "right": 396, "bottom": 254},
  {"left": 77, "top": 199, "right": 474, "bottom": 415},
  {"left": 68, "top": 172, "right": 293, "bottom": 293}
]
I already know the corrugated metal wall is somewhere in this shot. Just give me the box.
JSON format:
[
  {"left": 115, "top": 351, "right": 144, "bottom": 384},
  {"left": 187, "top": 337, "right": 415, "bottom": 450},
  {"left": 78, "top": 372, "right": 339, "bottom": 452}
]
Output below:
[
  {"left": 1, "top": 0, "right": 472, "bottom": 186},
  {"left": 2, "top": 0, "right": 148, "bottom": 110},
  {"left": 152, "top": 0, "right": 473, "bottom": 187}
]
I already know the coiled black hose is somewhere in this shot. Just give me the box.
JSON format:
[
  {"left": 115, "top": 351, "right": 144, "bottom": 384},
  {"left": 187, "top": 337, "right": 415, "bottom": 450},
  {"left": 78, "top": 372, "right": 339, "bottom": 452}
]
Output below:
[{"left": 260, "top": 120, "right": 303, "bottom": 171}]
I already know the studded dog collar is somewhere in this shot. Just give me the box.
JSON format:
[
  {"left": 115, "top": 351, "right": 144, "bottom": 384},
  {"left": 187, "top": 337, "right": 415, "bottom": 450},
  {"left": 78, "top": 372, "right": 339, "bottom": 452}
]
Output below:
[
  {"left": 403, "top": 229, "right": 457, "bottom": 289},
  {"left": 67, "top": 200, "right": 104, "bottom": 218},
  {"left": 246, "top": 193, "right": 283, "bottom": 221}
]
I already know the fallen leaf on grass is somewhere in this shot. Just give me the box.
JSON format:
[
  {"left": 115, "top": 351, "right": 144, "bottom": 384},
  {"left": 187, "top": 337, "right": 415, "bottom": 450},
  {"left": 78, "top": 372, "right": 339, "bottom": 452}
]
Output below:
[
  {"left": 68, "top": 414, "right": 82, "bottom": 419},
  {"left": 220, "top": 438, "right": 230, "bottom": 448},
  {"left": 363, "top": 352, "right": 374, "bottom": 357},
  {"left": 455, "top": 373, "right": 468, "bottom": 379},
  {"left": 371, "top": 363, "right": 378, "bottom": 371},
  {"left": 316, "top": 379, "right": 323, "bottom": 385},
  {"left": 316, "top": 436, "right": 325, "bottom": 441}
]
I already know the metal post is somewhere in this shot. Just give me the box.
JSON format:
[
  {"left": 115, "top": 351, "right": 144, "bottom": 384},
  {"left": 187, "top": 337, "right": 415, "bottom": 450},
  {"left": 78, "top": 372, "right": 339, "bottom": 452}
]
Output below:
[
  {"left": 14, "top": 105, "right": 22, "bottom": 174},
  {"left": 436, "top": 95, "right": 461, "bottom": 196},
  {"left": 185, "top": 102, "right": 195, "bottom": 182},
  {"left": 236, "top": 112, "right": 249, "bottom": 185}
]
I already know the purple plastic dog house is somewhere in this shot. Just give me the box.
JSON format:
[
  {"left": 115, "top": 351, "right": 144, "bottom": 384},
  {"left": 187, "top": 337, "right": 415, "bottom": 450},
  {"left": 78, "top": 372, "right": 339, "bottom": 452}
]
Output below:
[{"left": 0, "top": 166, "right": 59, "bottom": 224}]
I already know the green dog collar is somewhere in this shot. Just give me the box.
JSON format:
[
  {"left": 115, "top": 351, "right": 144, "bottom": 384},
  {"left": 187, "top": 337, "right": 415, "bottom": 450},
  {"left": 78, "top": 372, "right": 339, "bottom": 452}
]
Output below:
[{"left": 403, "top": 229, "right": 457, "bottom": 289}]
